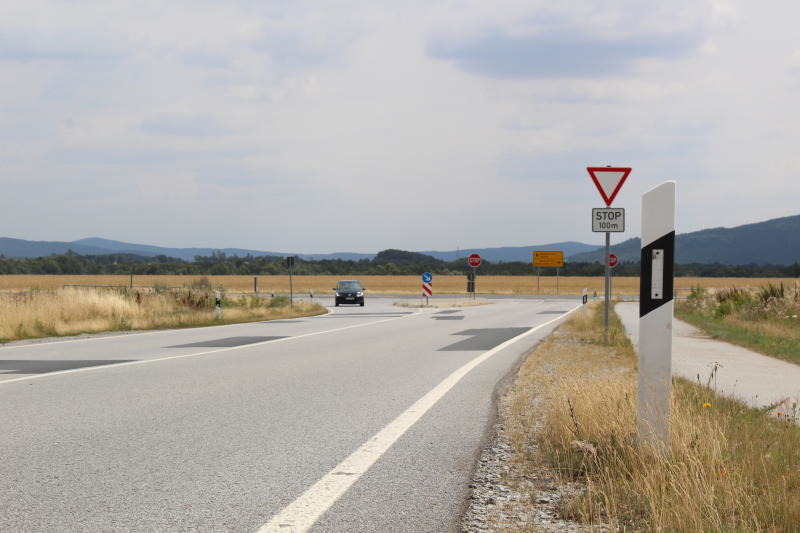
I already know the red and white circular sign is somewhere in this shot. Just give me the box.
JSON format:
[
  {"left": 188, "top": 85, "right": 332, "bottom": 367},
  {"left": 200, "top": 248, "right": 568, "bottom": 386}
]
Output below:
[
  {"left": 608, "top": 253, "right": 619, "bottom": 268},
  {"left": 467, "top": 253, "right": 482, "bottom": 268}
]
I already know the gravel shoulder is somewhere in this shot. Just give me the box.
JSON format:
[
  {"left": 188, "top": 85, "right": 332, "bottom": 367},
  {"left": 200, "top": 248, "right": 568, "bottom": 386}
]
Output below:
[{"left": 461, "top": 390, "right": 594, "bottom": 533}]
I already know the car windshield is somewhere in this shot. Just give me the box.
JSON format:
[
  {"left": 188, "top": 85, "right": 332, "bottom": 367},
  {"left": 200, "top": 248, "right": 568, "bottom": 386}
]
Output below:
[{"left": 337, "top": 281, "right": 362, "bottom": 291}]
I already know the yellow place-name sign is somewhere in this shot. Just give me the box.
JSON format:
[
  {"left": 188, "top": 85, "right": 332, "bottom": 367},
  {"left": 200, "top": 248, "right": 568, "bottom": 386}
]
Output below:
[{"left": 532, "top": 250, "right": 564, "bottom": 268}]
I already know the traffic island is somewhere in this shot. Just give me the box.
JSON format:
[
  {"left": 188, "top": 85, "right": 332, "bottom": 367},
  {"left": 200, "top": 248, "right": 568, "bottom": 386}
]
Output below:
[{"left": 393, "top": 298, "right": 491, "bottom": 308}]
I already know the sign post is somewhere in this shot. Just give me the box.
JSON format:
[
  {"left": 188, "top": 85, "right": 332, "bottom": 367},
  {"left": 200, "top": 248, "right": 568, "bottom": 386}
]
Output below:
[
  {"left": 637, "top": 181, "right": 675, "bottom": 453},
  {"left": 422, "top": 272, "right": 433, "bottom": 305},
  {"left": 285, "top": 256, "right": 296, "bottom": 306},
  {"left": 467, "top": 254, "right": 482, "bottom": 299},
  {"left": 588, "top": 166, "right": 631, "bottom": 344},
  {"left": 608, "top": 253, "right": 618, "bottom": 307},
  {"left": 532, "top": 251, "right": 564, "bottom": 295}
]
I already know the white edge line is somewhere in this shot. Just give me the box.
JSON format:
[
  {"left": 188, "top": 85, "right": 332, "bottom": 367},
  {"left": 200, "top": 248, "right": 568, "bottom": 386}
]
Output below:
[
  {"left": 0, "top": 309, "right": 424, "bottom": 387},
  {"left": 256, "top": 303, "right": 581, "bottom": 533}
]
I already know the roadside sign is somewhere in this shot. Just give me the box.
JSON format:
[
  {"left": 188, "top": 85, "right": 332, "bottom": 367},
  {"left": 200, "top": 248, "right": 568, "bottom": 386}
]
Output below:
[
  {"left": 421, "top": 272, "right": 433, "bottom": 283},
  {"left": 467, "top": 253, "right": 482, "bottom": 268},
  {"left": 608, "top": 253, "right": 619, "bottom": 268},
  {"left": 532, "top": 250, "right": 564, "bottom": 268},
  {"left": 592, "top": 208, "right": 625, "bottom": 232},
  {"left": 587, "top": 167, "right": 631, "bottom": 206},
  {"left": 422, "top": 281, "right": 433, "bottom": 297}
]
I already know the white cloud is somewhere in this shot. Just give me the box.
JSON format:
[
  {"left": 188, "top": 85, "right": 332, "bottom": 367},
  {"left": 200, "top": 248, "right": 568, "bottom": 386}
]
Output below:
[{"left": 0, "top": 0, "right": 798, "bottom": 253}]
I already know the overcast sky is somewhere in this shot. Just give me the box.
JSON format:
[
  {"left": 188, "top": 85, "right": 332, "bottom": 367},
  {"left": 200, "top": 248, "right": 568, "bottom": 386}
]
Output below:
[{"left": 2, "top": 0, "right": 799, "bottom": 253}]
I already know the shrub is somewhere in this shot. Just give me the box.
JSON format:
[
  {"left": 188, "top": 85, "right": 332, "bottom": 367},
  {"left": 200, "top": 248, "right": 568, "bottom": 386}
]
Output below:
[
  {"left": 186, "top": 277, "right": 213, "bottom": 291},
  {"left": 268, "top": 295, "right": 290, "bottom": 308}
]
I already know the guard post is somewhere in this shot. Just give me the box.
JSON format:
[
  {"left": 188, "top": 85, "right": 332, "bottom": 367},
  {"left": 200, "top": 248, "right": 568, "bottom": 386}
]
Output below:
[
  {"left": 215, "top": 290, "right": 222, "bottom": 320},
  {"left": 637, "top": 181, "right": 675, "bottom": 452}
]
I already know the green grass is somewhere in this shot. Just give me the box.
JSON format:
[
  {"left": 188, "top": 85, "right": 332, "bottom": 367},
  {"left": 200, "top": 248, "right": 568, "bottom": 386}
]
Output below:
[
  {"left": 675, "top": 283, "right": 800, "bottom": 365},
  {"left": 676, "top": 308, "right": 800, "bottom": 365}
]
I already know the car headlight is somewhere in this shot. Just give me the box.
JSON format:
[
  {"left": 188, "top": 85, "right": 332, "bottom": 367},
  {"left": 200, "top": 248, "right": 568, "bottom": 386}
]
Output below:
[
  {"left": 357, "top": 292, "right": 363, "bottom": 296},
  {"left": 335, "top": 292, "right": 340, "bottom": 297}
]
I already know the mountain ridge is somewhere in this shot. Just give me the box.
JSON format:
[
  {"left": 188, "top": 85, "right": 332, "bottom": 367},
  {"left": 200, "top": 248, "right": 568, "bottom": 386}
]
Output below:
[
  {"left": 2, "top": 213, "right": 798, "bottom": 265},
  {"left": 569, "top": 214, "right": 800, "bottom": 265}
]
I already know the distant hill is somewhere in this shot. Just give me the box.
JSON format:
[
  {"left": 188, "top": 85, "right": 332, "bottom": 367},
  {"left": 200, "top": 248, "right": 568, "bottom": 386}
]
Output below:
[
  {"left": 568, "top": 214, "right": 800, "bottom": 265},
  {"left": 0, "top": 237, "right": 596, "bottom": 263},
  {"left": 420, "top": 242, "right": 597, "bottom": 263},
  {"left": 4, "top": 214, "right": 797, "bottom": 265},
  {"left": 372, "top": 249, "right": 440, "bottom": 265},
  {"left": 2, "top": 237, "right": 371, "bottom": 262},
  {"left": 0, "top": 237, "right": 115, "bottom": 258}
]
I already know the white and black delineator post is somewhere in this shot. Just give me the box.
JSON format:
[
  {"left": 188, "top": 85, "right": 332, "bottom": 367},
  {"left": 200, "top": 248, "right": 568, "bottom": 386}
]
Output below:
[
  {"left": 215, "top": 290, "right": 222, "bottom": 320},
  {"left": 637, "top": 181, "right": 675, "bottom": 452}
]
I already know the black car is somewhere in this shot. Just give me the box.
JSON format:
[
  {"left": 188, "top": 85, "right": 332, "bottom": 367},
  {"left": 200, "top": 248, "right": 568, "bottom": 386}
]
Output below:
[{"left": 334, "top": 280, "right": 365, "bottom": 306}]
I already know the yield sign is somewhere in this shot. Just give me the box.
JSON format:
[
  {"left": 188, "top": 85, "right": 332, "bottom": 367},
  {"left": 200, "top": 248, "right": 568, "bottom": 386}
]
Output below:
[{"left": 587, "top": 167, "right": 631, "bottom": 207}]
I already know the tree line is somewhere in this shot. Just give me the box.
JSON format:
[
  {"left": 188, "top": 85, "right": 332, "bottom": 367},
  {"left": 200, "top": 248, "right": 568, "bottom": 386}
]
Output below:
[{"left": 0, "top": 249, "right": 798, "bottom": 278}]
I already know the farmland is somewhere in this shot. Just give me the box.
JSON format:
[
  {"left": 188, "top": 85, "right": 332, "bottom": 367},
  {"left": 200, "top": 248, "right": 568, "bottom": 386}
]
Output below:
[{"left": 0, "top": 274, "right": 796, "bottom": 295}]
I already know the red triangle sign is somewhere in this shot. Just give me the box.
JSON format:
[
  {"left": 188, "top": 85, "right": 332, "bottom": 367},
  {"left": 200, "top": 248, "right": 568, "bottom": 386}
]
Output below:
[{"left": 587, "top": 167, "right": 631, "bottom": 206}]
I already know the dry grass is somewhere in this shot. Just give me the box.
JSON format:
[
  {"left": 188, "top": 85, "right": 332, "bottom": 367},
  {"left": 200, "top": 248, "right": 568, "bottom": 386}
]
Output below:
[
  {"left": 1, "top": 275, "right": 796, "bottom": 296},
  {"left": 506, "top": 303, "right": 800, "bottom": 532},
  {"left": 0, "top": 288, "right": 325, "bottom": 342}
]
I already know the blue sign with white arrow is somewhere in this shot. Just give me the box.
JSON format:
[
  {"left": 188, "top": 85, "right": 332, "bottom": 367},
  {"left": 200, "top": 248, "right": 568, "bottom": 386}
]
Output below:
[{"left": 421, "top": 272, "right": 433, "bottom": 283}]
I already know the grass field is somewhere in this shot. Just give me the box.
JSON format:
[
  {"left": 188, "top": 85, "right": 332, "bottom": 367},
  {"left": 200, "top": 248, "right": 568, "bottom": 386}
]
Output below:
[
  {"left": 1, "top": 274, "right": 796, "bottom": 296},
  {"left": 503, "top": 303, "right": 800, "bottom": 531},
  {"left": 676, "top": 283, "right": 800, "bottom": 364},
  {"left": 0, "top": 287, "right": 325, "bottom": 343}
]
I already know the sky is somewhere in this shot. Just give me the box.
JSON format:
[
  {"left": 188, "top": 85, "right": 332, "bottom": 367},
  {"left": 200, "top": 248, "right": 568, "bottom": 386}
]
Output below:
[{"left": 1, "top": 0, "right": 799, "bottom": 254}]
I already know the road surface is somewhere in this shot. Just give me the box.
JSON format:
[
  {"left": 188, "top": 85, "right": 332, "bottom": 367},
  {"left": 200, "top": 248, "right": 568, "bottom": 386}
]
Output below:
[{"left": 0, "top": 296, "right": 578, "bottom": 532}]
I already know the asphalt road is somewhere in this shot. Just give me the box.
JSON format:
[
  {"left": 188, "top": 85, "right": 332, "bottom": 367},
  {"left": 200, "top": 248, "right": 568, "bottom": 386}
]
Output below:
[{"left": 0, "top": 296, "right": 578, "bottom": 532}]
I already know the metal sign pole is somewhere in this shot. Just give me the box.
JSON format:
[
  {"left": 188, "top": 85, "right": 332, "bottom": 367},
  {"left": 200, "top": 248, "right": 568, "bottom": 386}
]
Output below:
[
  {"left": 604, "top": 231, "right": 610, "bottom": 344},
  {"left": 556, "top": 267, "right": 560, "bottom": 295},
  {"left": 637, "top": 181, "right": 675, "bottom": 452},
  {"left": 289, "top": 263, "right": 294, "bottom": 306},
  {"left": 537, "top": 268, "right": 540, "bottom": 294}
]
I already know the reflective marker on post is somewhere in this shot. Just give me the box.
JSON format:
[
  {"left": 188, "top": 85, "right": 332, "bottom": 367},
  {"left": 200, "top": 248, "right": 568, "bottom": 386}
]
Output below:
[{"left": 637, "top": 181, "right": 675, "bottom": 452}]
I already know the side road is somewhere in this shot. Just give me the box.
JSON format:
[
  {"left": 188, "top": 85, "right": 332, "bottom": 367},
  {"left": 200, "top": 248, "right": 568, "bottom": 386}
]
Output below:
[{"left": 616, "top": 302, "right": 800, "bottom": 420}]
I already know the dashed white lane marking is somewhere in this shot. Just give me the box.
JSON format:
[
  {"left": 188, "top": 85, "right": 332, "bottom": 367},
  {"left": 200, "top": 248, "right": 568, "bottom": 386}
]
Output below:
[
  {"left": 0, "top": 309, "right": 422, "bottom": 387},
  {"left": 257, "top": 304, "right": 580, "bottom": 533}
]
